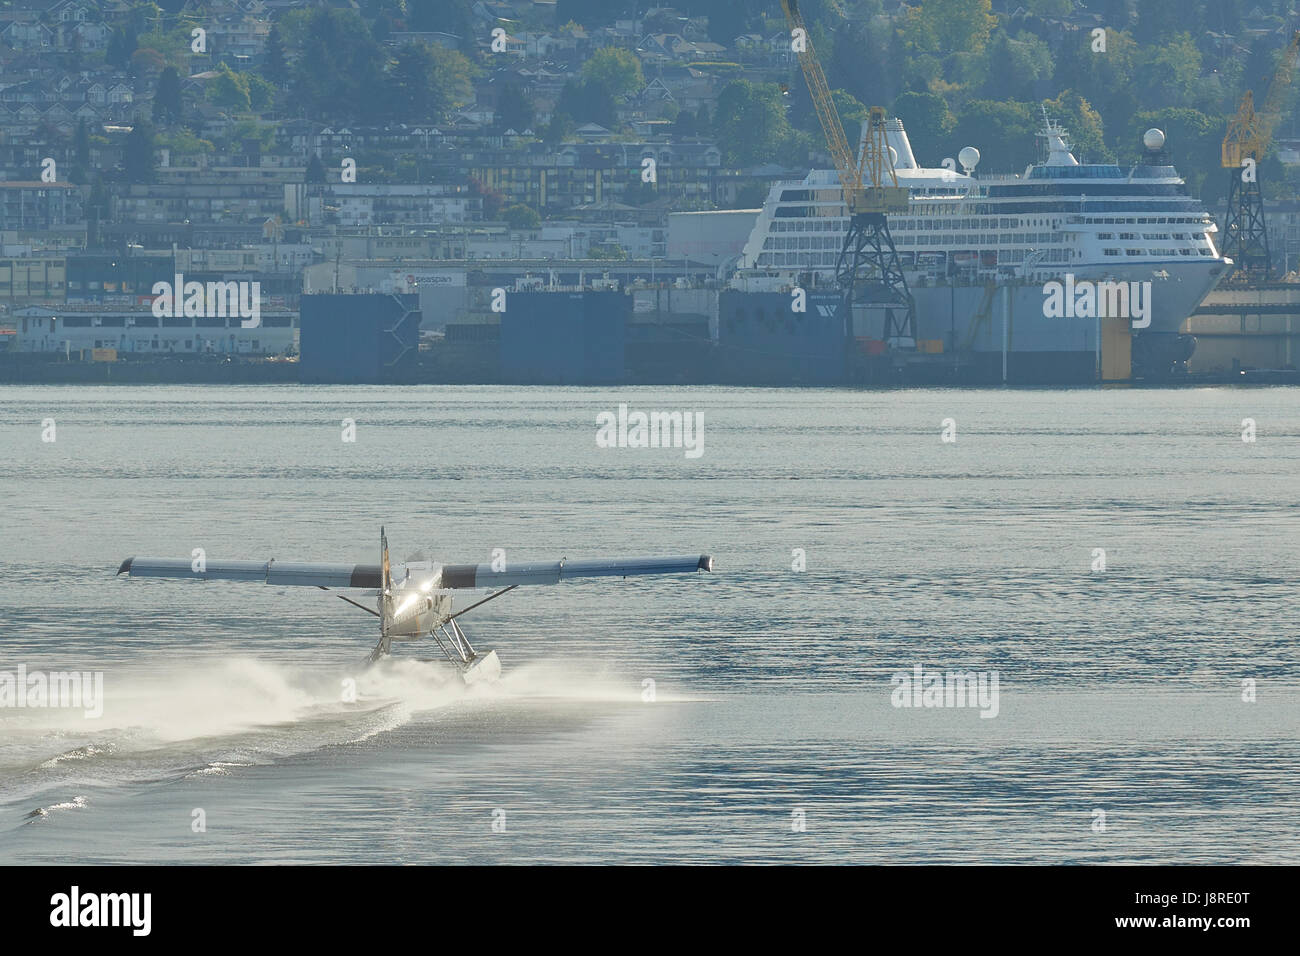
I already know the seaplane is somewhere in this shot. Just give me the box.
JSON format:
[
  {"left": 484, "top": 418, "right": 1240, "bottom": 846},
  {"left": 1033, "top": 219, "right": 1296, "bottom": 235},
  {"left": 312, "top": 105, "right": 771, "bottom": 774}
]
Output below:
[{"left": 117, "top": 528, "right": 714, "bottom": 683}]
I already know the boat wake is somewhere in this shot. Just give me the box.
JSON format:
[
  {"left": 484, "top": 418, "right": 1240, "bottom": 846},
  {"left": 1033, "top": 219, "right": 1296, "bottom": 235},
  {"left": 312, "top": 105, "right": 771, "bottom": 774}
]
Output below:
[
  {"left": 24, "top": 795, "right": 88, "bottom": 823},
  {"left": 0, "top": 655, "right": 470, "bottom": 808},
  {"left": 0, "top": 653, "right": 678, "bottom": 818}
]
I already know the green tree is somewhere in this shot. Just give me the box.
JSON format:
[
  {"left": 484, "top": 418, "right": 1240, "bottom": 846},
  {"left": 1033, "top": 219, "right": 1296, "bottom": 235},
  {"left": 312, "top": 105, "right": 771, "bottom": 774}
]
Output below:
[
  {"left": 107, "top": 26, "right": 137, "bottom": 69},
  {"left": 306, "top": 153, "right": 327, "bottom": 184},
  {"left": 385, "top": 44, "right": 440, "bottom": 123},
  {"left": 383, "top": 44, "right": 475, "bottom": 124},
  {"left": 543, "top": 111, "right": 576, "bottom": 144},
  {"left": 831, "top": 89, "right": 869, "bottom": 153},
  {"left": 124, "top": 121, "right": 157, "bottom": 183},
  {"left": 1135, "top": 0, "right": 1201, "bottom": 45},
  {"left": 290, "top": 8, "right": 387, "bottom": 122},
  {"left": 728, "top": 181, "right": 769, "bottom": 209},
  {"left": 947, "top": 100, "right": 1037, "bottom": 172},
  {"left": 891, "top": 91, "right": 954, "bottom": 165},
  {"left": 67, "top": 119, "right": 91, "bottom": 184},
  {"left": 556, "top": 79, "right": 616, "bottom": 127},
  {"left": 581, "top": 47, "right": 643, "bottom": 99},
  {"left": 130, "top": 46, "right": 166, "bottom": 77},
  {"left": 495, "top": 83, "right": 534, "bottom": 132},
  {"left": 429, "top": 45, "right": 475, "bottom": 115},
  {"left": 87, "top": 178, "right": 109, "bottom": 222},
  {"left": 152, "top": 66, "right": 183, "bottom": 125},
  {"left": 247, "top": 74, "right": 276, "bottom": 112},
  {"left": 1135, "top": 33, "right": 1202, "bottom": 107},
  {"left": 980, "top": 31, "right": 1054, "bottom": 102},
  {"left": 829, "top": 15, "right": 897, "bottom": 107},
  {"left": 221, "top": 119, "right": 274, "bottom": 153},
  {"left": 264, "top": 24, "right": 288, "bottom": 84},
  {"left": 1053, "top": 27, "right": 1139, "bottom": 146},
  {"left": 1023, "top": 0, "right": 1072, "bottom": 13},
  {"left": 75, "top": 119, "right": 90, "bottom": 168},
  {"left": 159, "top": 128, "right": 214, "bottom": 157},
  {"left": 713, "top": 80, "right": 793, "bottom": 167},
  {"left": 900, "top": 0, "right": 995, "bottom": 56},
  {"left": 589, "top": 242, "right": 628, "bottom": 259},
  {"left": 1130, "top": 107, "right": 1222, "bottom": 201},
  {"left": 503, "top": 203, "right": 541, "bottom": 230},
  {"left": 1043, "top": 92, "right": 1110, "bottom": 163},
  {"left": 673, "top": 109, "right": 699, "bottom": 137},
  {"left": 209, "top": 63, "right": 251, "bottom": 111}
]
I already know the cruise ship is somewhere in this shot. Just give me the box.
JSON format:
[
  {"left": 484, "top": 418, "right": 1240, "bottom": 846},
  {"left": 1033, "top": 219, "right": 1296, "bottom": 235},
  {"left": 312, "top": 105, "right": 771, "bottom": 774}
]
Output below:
[{"left": 725, "top": 111, "right": 1233, "bottom": 379}]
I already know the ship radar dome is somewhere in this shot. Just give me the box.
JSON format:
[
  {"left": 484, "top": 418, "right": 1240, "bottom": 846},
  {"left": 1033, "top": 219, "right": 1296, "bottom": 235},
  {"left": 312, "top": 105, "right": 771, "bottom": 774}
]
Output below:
[
  {"left": 1143, "top": 128, "right": 1166, "bottom": 151},
  {"left": 958, "top": 146, "right": 980, "bottom": 173}
]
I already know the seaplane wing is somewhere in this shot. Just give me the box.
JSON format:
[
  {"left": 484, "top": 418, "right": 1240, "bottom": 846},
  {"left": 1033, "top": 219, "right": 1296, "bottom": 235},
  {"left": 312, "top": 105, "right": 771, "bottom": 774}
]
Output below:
[
  {"left": 437, "top": 554, "right": 713, "bottom": 588},
  {"left": 118, "top": 530, "right": 714, "bottom": 681},
  {"left": 116, "top": 554, "right": 714, "bottom": 588},
  {"left": 117, "top": 557, "right": 377, "bottom": 587}
]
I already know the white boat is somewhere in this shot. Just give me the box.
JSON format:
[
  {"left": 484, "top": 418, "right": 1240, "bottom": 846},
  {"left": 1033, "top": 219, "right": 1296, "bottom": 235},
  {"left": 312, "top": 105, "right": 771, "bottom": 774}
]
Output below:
[{"left": 729, "top": 110, "right": 1233, "bottom": 376}]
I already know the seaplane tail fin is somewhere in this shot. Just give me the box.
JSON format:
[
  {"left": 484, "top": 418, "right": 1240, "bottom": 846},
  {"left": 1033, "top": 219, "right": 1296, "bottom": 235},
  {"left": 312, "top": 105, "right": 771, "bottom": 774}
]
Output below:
[
  {"left": 380, "top": 525, "right": 392, "bottom": 593},
  {"left": 378, "top": 525, "right": 394, "bottom": 642}
]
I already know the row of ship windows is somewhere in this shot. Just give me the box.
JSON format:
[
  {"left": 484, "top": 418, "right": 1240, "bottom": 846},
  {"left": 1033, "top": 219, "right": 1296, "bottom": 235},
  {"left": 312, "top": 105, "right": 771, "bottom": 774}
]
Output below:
[
  {"left": 82, "top": 339, "right": 264, "bottom": 348},
  {"left": 762, "top": 233, "right": 1066, "bottom": 250},
  {"left": 768, "top": 215, "right": 1061, "bottom": 231},
  {"left": 1102, "top": 248, "right": 1215, "bottom": 257},
  {"left": 1081, "top": 216, "right": 1207, "bottom": 225},
  {"left": 765, "top": 214, "right": 1213, "bottom": 237},
  {"left": 774, "top": 209, "right": 1211, "bottom": 227},
  {"left": 897, "top": 233, "right": 1066, "bottom": 245},
  {"left": 1096, "top": 232, "right": 1207, "bottom": 241},
  {"left": 754, "top": 248, "right": 1075, "bottom": 267}
]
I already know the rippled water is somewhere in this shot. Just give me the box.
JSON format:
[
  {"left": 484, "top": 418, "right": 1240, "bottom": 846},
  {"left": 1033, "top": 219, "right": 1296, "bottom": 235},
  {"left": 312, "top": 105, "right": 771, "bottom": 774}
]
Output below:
[{"left": 1, "top": 385, "right": 1297, "bottom": 863}]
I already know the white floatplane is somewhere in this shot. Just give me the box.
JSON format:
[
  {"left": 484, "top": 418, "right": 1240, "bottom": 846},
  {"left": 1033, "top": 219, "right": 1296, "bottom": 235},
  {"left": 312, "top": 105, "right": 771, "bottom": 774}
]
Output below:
[{"left": 117, "top": 528, "right": 714, "bottom": 683}]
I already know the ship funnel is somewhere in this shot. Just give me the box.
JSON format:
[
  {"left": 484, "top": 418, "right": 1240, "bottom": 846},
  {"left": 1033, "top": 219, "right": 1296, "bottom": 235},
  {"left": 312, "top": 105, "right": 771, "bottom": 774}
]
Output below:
[
  {"left": 886, "top": 117, "right": 917, "bottom": 169},
  {"left": 860, "top": 117, "right": 918, "bottom": 178}
]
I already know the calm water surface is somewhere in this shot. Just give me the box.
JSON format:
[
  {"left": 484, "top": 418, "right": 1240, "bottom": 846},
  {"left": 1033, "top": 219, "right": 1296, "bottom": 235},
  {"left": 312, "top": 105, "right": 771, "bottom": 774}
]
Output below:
[{"left": 1, "top": 385, "right": 1297, "bottom": 863}]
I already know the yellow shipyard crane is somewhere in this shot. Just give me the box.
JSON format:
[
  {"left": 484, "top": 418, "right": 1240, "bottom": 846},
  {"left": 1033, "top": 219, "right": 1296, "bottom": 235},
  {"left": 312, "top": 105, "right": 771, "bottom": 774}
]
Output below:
[
  {"left": 1221, "top": 29, "right": 1300, "bottom": 277},
  {"left": 780, "top": 0, "right": 916, "bottom": 349}
]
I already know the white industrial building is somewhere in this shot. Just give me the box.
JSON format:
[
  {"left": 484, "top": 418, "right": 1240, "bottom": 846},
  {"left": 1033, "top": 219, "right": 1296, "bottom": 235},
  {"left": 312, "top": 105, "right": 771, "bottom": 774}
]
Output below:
[{"left": 10, "top": 305, "right": 298, "bottom": 355}]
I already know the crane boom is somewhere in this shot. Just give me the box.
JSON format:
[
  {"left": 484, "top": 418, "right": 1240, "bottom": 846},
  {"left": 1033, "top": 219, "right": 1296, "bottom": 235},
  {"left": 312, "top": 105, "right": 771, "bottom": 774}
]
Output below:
[
  {"left": 778, "top": 0, "right": 916, "bottom": 351},
  {"left": 1221, "top": 29, "right": 1300, "bottom": 278},
  {"left": 780, "top": 0, "right": 856, "bottom": 190},
  {"left": 779, "top": 0, "right": 906, "bottom": 214},
  {"left": 1258, "top": 29, "right": 1300, "bottom": 145},
  {"left": 1223, "top": 30, "right": 1300, "bottom": 167}
]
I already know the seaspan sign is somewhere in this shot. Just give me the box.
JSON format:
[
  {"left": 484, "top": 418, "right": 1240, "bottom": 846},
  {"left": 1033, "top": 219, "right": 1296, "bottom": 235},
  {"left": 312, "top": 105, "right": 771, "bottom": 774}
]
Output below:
[{"left": 406, "top": 271, "right": 466, "bottom": 287}]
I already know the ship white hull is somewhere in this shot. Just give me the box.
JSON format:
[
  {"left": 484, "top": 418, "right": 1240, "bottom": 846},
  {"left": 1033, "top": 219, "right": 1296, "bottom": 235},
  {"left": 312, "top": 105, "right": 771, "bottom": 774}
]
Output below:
[{"left": 891, "top": 257, "right": 1230, "bottom": 352}]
